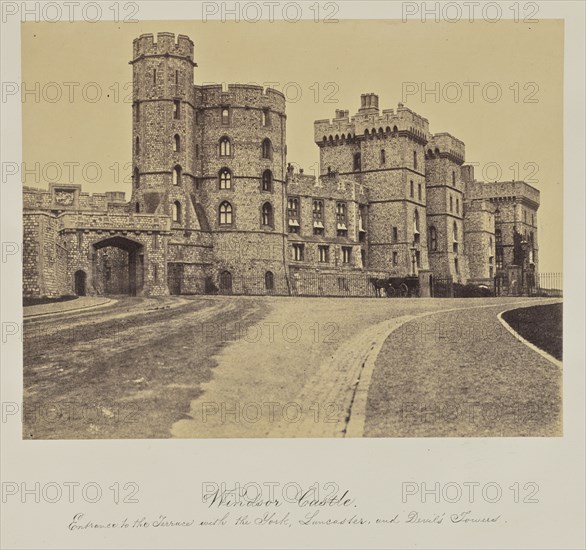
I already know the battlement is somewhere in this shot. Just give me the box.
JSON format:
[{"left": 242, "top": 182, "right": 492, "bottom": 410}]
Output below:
[
  {"left": 427, "top": 133, "right": 465, "bottom": 164},
  {"left": 195, "top": 83, "right": 286, "bottom": 111},
  {"left": 132, "top": 33, "right": 194, "bottom": 62},
  {"left": 314, "top": 97, "right": 429, "bottom": 144},
  {"left": 467, "top": 180, "right": 540, "bottom": 209}
]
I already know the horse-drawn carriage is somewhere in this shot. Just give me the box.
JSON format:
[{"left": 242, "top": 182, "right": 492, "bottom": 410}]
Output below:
[{"left": 370, "top": 275, "right": 421, "bottom": 298}]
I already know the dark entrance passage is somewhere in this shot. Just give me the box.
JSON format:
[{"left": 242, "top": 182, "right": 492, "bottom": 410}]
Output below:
[
  {"left": 92, "top": 236, "right": 144, "bottom": 296},
  {"left": 167, "top": 263, "right": 183, "bottom": 295},
  {"left": 74, "top": 270, "right": 86, "bottom": 296}
]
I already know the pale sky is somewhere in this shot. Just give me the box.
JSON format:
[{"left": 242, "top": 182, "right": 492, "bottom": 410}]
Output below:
[{"left": 21, "top": 20, "right": 563, "bottom": 273}]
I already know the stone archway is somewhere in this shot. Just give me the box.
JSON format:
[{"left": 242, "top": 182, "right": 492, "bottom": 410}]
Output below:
[{"left": 92, "top": 236, "right": 144, "bottom": 296}]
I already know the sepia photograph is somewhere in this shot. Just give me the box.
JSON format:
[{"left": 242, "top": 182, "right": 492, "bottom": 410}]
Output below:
[
  {"left": 20, "top": 18, "right": 564, "bottom": 440},
  {"left": 2, "top": 2, "right": 584, "bottom": 550}
]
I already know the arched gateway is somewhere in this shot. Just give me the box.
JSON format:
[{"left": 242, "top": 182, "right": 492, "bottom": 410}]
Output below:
[{"left": 91, "top": 236, "right": 144, "bottom": 296}]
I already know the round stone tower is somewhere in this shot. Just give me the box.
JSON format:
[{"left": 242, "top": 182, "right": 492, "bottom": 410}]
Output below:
[
  {"left": 130, "top": 32, "right": 198, "bottom": 229},
  {"left": 194, "top": 84, "right": 289, "bottom": 292}
]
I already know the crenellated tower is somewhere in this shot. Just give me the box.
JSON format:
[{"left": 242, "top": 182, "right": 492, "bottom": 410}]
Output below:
[
  {"left": 314, "top": 95, "right": 430, "bottom": 276},
  {"left": 130, "top": 32, "right": 198, "bottom": 229}
]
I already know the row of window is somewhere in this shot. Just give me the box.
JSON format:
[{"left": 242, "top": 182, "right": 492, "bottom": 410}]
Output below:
[
  {"left": 133, "top": 135, "right": 274, "bottom": 160},
  {"left": 290, "top": 243, "right": 353, "bottom": 264},
  {"left": 287, "top": 199, "right": 365, "bottom": 238},
  {"left": 219, "top": 107, "right": 272, "bottom": 127},
  {"left": 134, "top": 101, "right": 274, "bottom": 129},
  {"left": 133, "top": 167, "right": 275, "bottom": 190}
]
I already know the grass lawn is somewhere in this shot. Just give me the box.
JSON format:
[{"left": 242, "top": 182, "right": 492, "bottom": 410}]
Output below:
[{"left": 502, "top": 303, "right": 563, "bottom": 361}]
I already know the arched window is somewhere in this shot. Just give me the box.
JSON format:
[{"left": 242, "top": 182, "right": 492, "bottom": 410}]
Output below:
[
  {"left": 262, "top": 169, "right": 272, "bottom": 192},
  {"left": 262, "top": 138, "right": 272, "bottom": 159},
  {"left": 221, "top": 108, "right": 230, "bottom": 125},
  {"left": 219, "top": 137, "right": 231, "bottom": 157},
  {"left": 429, "top": 226, "right": 438, "bottom": 251},
  {"left": 133, "top": 166, "right": 140, "bottom": 188},
  {"left": 172, "top": 165, "right": 182, "bottom": 186},
  {"left": 172, "top": 201, "right": 181, "bottom": 223},
  {"left": 380, "top": 149, "right": 386, "bottom": 165},
  {"left": 261, "top": 202, "right": 273, "bottom": 227},
  {"left": 353, "top": 152, "right": 361, "bottom": 171},
  {"left": 173, "top": 134, "right": 180, "bottom": 152},
  {"left": 265, "top": 271, "right": 274, "bottom": 291},
  {"left": 219, "top": 168, "right": 232, "bottom": 190},
  {"left": 219, "top": 201, "right": 233, "bottom": 225}
]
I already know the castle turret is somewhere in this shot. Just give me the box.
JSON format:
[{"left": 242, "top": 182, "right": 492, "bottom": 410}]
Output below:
[{"left": 130, "top": 32, "right": 197, "bottom": 230}]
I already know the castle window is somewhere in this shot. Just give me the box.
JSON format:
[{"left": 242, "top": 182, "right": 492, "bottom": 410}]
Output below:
[
  {"left": 313, "top": 200, "right": 324, "bottom": 235},
  {"left": 393, "top": 251, "right": 399, "bottom": 265},
  {"left": 495, "top": 227, "right": 502, "bottom": 245},
  {"left": 265, "top": 271, "right": 274, "bottom": 291},
  {"left": 135, "top": 137, "right": 139, "bottom": 156},
  {"left": 221, "top": 107, "right": 230, "bottom": 125},
  {"left": 392, "top": 226, "right": 398, "bottom": 242},
  {"left": 219, "top": 137, "right": 231, "bottom": 157},
  {"left": 380, "top": 149, "right": 386, "bottom": 165},
  {"left": 429, "top": 226, "right": 438, "bottom": 251},
  {"left": 496, "top": 248, "right": 504, "bottom": 269},
  {"left": 287, "top": 197, "right": 300, "bottom": 233},
  {"left": 413, "top": 151, "right": 418, "bottom": 170},
  {"left": 219, "top": 168, "right": 232, "bottom": 190},
  {"left": 153, "top": 69, "right": 157, "bottom": 85},
  {"left": 318, "top": 245, "right": 329, "bottom": 263},
  {"left": 342, "top": 246, "right": 352, "bottom": 264},
  {"left": 262, "top": 138, "right": 272, "bottom": 160},
  {"left": 413, "top": 209, "right": 420, "bottom": 244},
  {"left": 454, "top": 258, "right": 460, "bottom": 274},
  {"left": 262, "top": 109, "right": 270, "bottom": 127},
  {"left": 416, "top": 250, "right": 421, "bottom": 268},
  {"left": 172, "top": 166, "right": 182, "bottom": 186},
  {"left": 489, "top": 237, "right": 494, "bottom": 254},
  {"left": 358, "top": 205, "right": 366, "bottom": 235},
  {"left": 262, "top": 169, "right": 273, "bottom": 192},
  {"left": 353, "top": 152, "right": 361, "bottom": 171},
  {"left": 135, "top": 203, "right": 140, "bottom": 213},
  {"left": 173, "top": 100, "right": 181, "bottom": 120},
  {"left": 134, "top": 167, "right": 140, "bottom": 188},
  {"left": 449, "top": 195, "right": 453, "bottom": 212},
  {"left": 453, "top": 222, "right": 459, "bottom": 254},
  {"left": 175, "top": 70, "right": 180, "bottom": 86},
  {"left": 336, "top": 202, "right": 347, "bottom": 237},
  {"left": 172, "top": 201, "right": 181, "bottom": 223},
  {"left": 291, "top": 243, "right": 304, "bottom": 261},
  {"left": 196, "top": 144, "right": 200, "bottom": 158},
  {"left": 418, "top": 183, "right": 422, "bottom": 201},
  {"left": 219, "top": 201, "right": 233, "bottom": 225},
  {"left": 261, "top": 202, "right": 273, "bottom": 227},
  {"left": 173, "top": 134, "right": 180, "bottom": 152},
  {"left": 452, "top": 171, "right": 456, "bottom": 185},
  {"left": 410, "top": 180, "right": 414, "bottom": 198},
  {"left": 456, "top": 198, "right": 460, "bottom": 214}
]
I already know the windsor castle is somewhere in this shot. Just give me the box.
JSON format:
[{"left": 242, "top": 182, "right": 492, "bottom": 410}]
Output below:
[{"left": 23, "top": 33, "right": 540, "bottom": 298}]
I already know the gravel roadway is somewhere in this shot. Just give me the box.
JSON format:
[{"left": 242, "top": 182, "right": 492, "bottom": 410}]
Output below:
[{"left": 23, "top": 295, "right": 561, "bottom": 439}]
